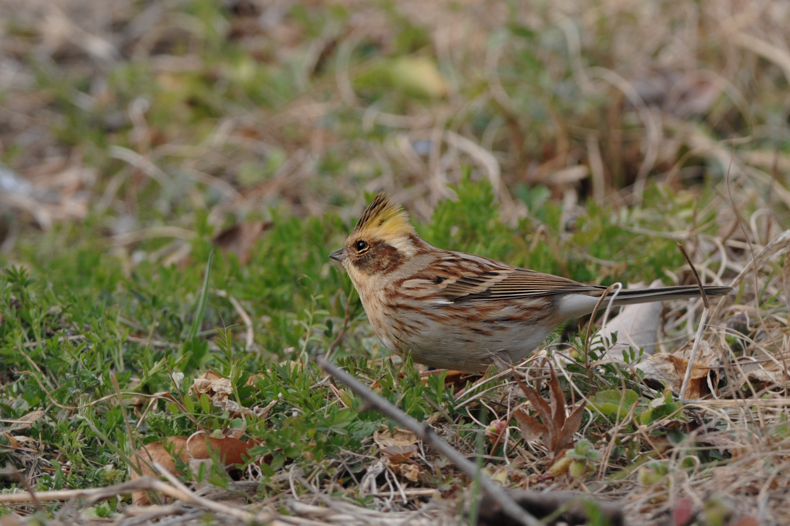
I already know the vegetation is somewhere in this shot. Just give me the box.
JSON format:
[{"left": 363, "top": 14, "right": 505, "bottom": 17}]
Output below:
[{"left": 0, "top": 1, "right": 788, "bottom": 524}]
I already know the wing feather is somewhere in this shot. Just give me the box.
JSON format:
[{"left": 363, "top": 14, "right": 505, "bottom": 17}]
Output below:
[{"left": 427, "top": 252, "right": 604, "bottom": 302}]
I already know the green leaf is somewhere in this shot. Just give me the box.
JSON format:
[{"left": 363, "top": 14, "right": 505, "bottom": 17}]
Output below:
[
  {"left": 638, "top": 401, "right": 684, "bottom": 425},
  {"left": 589, "top": 389, "right": 640, "bottom": 420}
]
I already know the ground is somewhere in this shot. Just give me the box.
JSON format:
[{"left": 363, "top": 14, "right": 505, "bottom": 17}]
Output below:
[{"left": 0, "top": 1, "right": 789, "bottom": 525}]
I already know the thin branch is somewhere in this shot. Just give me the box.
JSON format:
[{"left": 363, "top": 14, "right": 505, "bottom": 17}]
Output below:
[
  {"left": 318, "top": 355, "right": 566, "bottom": 526},
  {"left": 0, "top": 476, "right": 179, "bottom": 504},
  {"left": 674, "top": 239, "right": 711, "bottom": 399},
  {"left": 674, "top": 240, "right": 710, "bottom": 308},
  {"left": 152, "top": 462, "right": 272, "bottom": 523}
]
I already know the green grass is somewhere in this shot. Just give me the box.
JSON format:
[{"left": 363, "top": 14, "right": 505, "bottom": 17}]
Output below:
[
  {"left": 1, "top": 0, "right": 788, "bottom": 524},
  {"left": 0, "top": 179, "right": 743, "bottom": 492}
]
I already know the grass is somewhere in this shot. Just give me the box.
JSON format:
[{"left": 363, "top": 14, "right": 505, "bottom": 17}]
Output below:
[{"left": 1, "top": 0, "right": 789, "bottom": 525}]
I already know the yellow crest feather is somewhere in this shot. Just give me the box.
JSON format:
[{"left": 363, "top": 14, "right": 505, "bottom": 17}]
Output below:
[{"left": 353, "top": 193, "right": 415, "bottom": 239}]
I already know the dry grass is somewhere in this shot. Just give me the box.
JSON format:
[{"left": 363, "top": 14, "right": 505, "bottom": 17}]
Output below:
[{"left": 1, "top": 0, "right": 790, "bottom": 525}]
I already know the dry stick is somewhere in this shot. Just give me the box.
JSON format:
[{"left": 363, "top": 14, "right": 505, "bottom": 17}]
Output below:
[
  {"left": 679, "top": 308, "right": 709, "bottom": 400},
  {"left": 0, "top": 471, "right": 274, "bottom": 523},
  {"left": 582, "top": 283, "right": 621, "bottom": 380},
  {"left": 675, "top": 241, "right": 710, "bottom": 309},
  {"left": 713, "top": 230, "right": 790, "bottom": 320},
  {"left": 0, "top": 476, "right": 183, "bottom": 504},
  {"left": 152, "top": 462, "right": 272, "bottom": 523},
  {"left": 675, "top": 240, "right": 711, "bottom": 400},
  {"left": 316, "top": 355, "right": 540, "bottom": 526},
  {"left": 4, "top": 464, "right": 43, "bottom": 510}
]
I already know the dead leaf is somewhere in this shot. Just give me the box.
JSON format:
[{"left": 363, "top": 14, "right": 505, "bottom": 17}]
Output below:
[
  {"left": 380, "top": 444, "right": 419, "bottom": 464},
  {"left": 511, "top": 364, "right": 586, "bottom": 459},
  {"left": 189, "top": 370, "right": 276, "bottom": 421},
  {"left": 212, "top": 221, "right": 271, "bottom": 264},
  {"left": 732, "top": 353, "right": 790, "bottom": 389},
  {"left": 374, "top": 428, "right": 418, "bottom": 449},
  {"left": 191, "top": 370, "right": 232, "bottom": 398},
  {"left": 511, "top": 408, "right": 545, "bottom": 442},
  {"left": 3, "top": 410, "right": 45, "bottom": 433},
  {"left": 636, "top": 340, "right": 721, "bottom": 398},
  {"left": 400, "top": 463, "right": 421, "bottom": 482},
  {"left": 131, "top": 433, "right": 261, "bottom": 505},
  {"left": 374, "top": 427, "right": 419, "bottom": 476}
]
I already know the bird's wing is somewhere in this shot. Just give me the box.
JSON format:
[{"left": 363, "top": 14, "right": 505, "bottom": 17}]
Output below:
[{"left": 406, "top": 252, "right": 604, "bottom": 303}]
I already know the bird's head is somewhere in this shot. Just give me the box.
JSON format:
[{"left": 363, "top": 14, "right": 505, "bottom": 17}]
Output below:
[{"left": 330, "top": 193, "right": 418, "bottom": 277}]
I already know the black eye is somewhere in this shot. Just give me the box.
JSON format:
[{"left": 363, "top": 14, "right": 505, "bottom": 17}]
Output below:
[{"left": 355, "top": 240, "right": 369, "bottom": 252}]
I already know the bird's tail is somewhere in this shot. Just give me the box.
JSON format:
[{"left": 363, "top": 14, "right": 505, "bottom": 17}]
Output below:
[
  {"left": 604, "top": 285, "right": 732, "bottom": 306},
  {"left": 557, "top": 284, "right": 732, "bottom": 319}
]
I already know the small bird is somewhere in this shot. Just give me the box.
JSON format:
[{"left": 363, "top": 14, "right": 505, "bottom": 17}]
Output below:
[{"left": 330, "top": 194, "right": 731, "bottom": 373}]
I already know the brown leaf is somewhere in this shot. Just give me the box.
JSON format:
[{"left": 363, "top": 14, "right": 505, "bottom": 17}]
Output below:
[
  {"left": 190, "top": 370, "right": 232, "bottom": 398},
  {"left": 636, "top": 340, "right": 721, "bottom": 399},
  {"left": 131, "top": 434, "right": 261, "bottom": 505},
  {"left": 560, "top": 402, "right": 587, "bottom": 450},
  {"left": 512, "top": 408, "right": 547, "bottom": 442},
  {"left": 189, "top": 370, "right": 275, "bottom": 421},
  {"left": 374, "top": 428, "right": 418, "bottom": 449},
  {"left": 400, "top": 463, "right": 421, "bottom": 482},
  {"left": 5, "top": 410, "right": 45, "bottom": 432},
  {"left": 212, "top": 221, "right": 271, "bottom": 264},
  {"left": 547, "top": 364, "right": 567, "bottom": 436},
  {"left": 734, "top": 354, "right": 790, "bottom": 388},
  {"left": 381, "top": 445, "right": 418, "bottom": 464},
  {"left": 511, "top": 365, "right": 585, "bottom": 459},
  {"left": 374, "top": 428, "right": 420, "bottom": 473},
  {"left": 514, "top": 372, "right": 552, "bottom": 426}
]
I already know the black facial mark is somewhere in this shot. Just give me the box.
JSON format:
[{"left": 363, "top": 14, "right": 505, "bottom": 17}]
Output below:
[{"left": 352, "top": 242, "right": 403, "bottom": 274}]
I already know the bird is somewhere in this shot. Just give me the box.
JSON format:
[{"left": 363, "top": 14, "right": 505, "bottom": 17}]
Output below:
[{"left": 329, "top": 193, "right": 732, "bottom": 373}]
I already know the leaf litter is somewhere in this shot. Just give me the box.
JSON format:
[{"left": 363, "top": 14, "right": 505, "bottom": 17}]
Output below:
[{"left": 1, "top": 0, "right": 790, "bottom": 524}]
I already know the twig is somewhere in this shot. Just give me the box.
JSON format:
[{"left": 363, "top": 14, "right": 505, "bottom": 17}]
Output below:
[
  {"left": 674, "top": 239, "right": 712, "bottom": 399},
  {"left": 680, "top": 307, "right": 709, "bottom": 400},
  {"left": 711, "top": 229, "right": 790, "bottom": 320},
  {"left": 152, "top": 462, "right": 274, "bottom": 523},
  {"left": 0, "top": 476, "right": 179, "bottom": 504},
  {"left": 674, "top": 240, "right": 710, "bottom": 308},
  {"left": 2, "top": 464, "right": 43, "bottom": 510},
  {"left": 316, "top": 355, "right": 539, "bottom": 526},
  {"left": 582, "top": 283, "right": 621, "bottom": 380}
]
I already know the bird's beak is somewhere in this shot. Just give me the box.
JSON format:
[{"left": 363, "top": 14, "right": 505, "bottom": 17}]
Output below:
[{"left": 329, "top": 247, "right": 347, "bottom": 262}]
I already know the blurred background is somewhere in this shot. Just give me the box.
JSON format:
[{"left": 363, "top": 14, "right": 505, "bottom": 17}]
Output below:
[
  {"left": 2, "top": 4, "right": 790, "bottom": 520},
  {"left": 0, "top": 0, "right": 787, "bottom": 248}
]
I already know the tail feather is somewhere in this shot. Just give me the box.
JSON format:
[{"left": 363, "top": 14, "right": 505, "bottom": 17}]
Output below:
[
  {"left": 607, "top": 285, "right": 732, "bottom": 306},
  {"left": 557, "top": 285, "right": 731, "bottom": 319}
]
